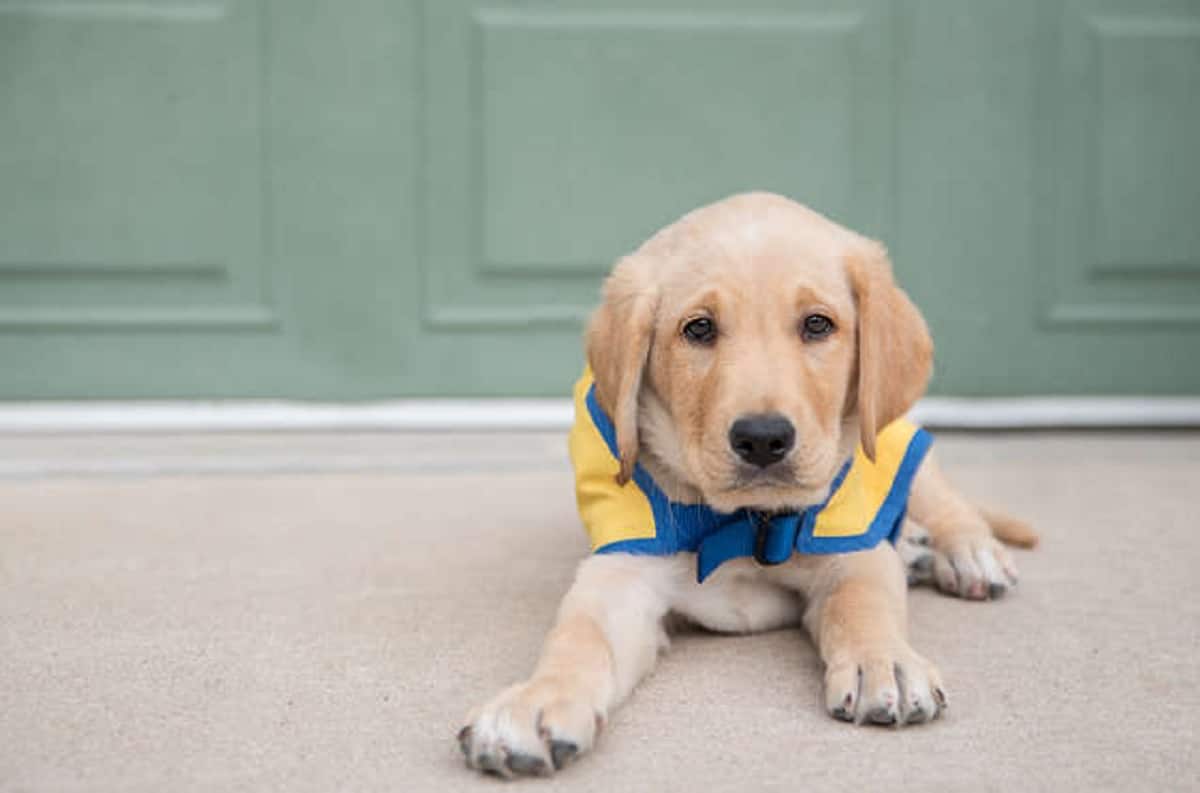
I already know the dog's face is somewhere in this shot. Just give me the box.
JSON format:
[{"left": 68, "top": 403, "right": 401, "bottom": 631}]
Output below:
[
  {"left": 640, "top": 232, "right": 861, "bottom": 511},
  {"left": 587, "top": 193, "right": 932, "bottom": 513}
]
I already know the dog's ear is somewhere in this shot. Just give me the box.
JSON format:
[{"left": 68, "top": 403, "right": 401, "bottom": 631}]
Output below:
[
  {"left": 586, "top": 255, "right": 659, "bottom": 485},
  {"left": 846, "top": 243, "right": 933, "bottom": 461}
]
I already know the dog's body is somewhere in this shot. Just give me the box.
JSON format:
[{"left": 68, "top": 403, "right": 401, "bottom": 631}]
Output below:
[{"left": 459, "top": 193, "right": 1036, "bottom": 777}]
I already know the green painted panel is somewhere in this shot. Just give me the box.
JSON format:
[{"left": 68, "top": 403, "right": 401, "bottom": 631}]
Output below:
[
  {"left": 897, "top": 0, "right": 1200, "bottom": 395},
  {"left": 0, "top": 0, "right": 268, "bottom": 326},
  {"left": 1038, "top": 0, "right": 1200, "bottom": 328},
  {"left": 0, "top": 0, "right": 421, "bottom": 398},
  {"left": 421, "top": 0, "right": 893, "bottom": 329},
  {"left": 0, "top": 0, "right": 1197, "bottom": 399}
]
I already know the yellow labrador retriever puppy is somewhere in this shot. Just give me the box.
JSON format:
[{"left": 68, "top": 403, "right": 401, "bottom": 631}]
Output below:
[{"left": 458, "top": 193, "right": 1036, "bottom": 777}]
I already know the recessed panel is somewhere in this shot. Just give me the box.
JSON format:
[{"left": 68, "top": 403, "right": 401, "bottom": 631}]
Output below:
[
  {"left": 422, "top": 1, "right": 894, "bottom": 328},
  {"left": 1041, "top": 0, "right": 1200, "bottom": 325},
  {"left": 1094, "top": 16, "right": 1200, "bottom": 275},
  {"left": 0, "top": 0, "right": 273, "bottom": 328}
]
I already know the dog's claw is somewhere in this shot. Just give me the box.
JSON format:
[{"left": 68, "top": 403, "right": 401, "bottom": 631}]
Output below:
[
  {"left": 866, "top": 705, "right": 897, "bottom": 725},
  {"left": 477, "top": 752, "right": 507, "bottom": 776},
  {"left": 506, "top": 752, "right": 549, "bottom": 776},
  {"left": 550, "top": 740, "right": 578, "bottom": 770},
  {"left": 456, "top": 726, "right": 472, "bottom": 760}
]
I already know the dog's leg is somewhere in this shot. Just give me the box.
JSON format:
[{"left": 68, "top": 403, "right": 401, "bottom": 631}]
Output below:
[
  {"left": 908, "top": 451, "right": 1022, "bottom": 600},
  {"left": 458, "top": 554, "right": 674, "bottom": 777},
  {"left": 798, "top": 544, "right": 946, "bottom": 725}
]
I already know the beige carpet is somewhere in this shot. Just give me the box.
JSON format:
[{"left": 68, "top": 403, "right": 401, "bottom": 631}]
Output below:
[{"left": 1, "top": 431, "right": 1197, "bottom": 792}]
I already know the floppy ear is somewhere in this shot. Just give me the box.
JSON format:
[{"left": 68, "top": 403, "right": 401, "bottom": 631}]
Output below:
[
  {"left": 585, "top": 256, "right": 658, "bottom": 485},
  {"left": 846, "top": 243, "right": 933, "bottom": 461}
]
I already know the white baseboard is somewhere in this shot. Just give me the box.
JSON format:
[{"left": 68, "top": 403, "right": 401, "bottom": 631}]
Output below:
[
  {"left": 0, "top": 399, "right": 574, "bottom": 433},
  {"left": 0, "top": 396, "right": 1198, "bottom": 433},
  {"left": 909, "top": 397, "right": 1200, "bottom": 429}
]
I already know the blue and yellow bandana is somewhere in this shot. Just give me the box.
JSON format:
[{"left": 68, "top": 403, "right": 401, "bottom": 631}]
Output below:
[{"left": 567, "top": 369, "right": 933, "bottom": 583}]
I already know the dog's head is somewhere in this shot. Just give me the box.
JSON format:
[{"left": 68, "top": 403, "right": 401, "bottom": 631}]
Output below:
[{"left": 586, "top": 193, "right": 932, "bottom": 513}]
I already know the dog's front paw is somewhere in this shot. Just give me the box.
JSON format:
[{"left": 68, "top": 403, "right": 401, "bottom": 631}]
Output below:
[
  {"left": 458, "top": 678, "right": 602, "bottom": 778},
  {"left": 824, "top": 644, "right": 946, "bottom": 726},
  {"left": 931, "top": 532, "right": 1019, "bottom": 600}
]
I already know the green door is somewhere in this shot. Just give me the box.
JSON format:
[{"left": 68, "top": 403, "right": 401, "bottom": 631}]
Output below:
[{"left": 2, "top": 0, "right": 1197, "bottom": 399}]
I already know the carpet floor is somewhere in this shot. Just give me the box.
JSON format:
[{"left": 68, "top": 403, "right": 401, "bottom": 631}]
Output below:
[{"left": 1, "top": 431, "right": 1196, "bottom": 792}]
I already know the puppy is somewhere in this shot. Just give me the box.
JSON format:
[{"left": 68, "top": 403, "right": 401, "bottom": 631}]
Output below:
[{"left": 458, "top": 193, "right": 1036, "bottom": 777}]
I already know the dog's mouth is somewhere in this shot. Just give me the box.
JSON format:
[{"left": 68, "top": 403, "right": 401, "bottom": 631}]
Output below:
[
  {"left": 730, "top": 463, "right": 797, "bottom": 489},
  {"left": 682, "top": 440, "right": 844, "bottom": 513},
  {"left": 711, "top": 477, "right": 830, "bottom": 513},
  {"left": 705, "top": 457, "right": 843, "bottom": 512}
]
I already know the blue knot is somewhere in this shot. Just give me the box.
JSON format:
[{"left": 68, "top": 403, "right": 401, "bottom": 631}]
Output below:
[{"left": 696, "top": 510, "right": 806, "bottom": 583}]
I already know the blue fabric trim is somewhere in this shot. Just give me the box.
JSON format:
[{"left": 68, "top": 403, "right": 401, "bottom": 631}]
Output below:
[
  {"left": 585, "top": 385, "right": 728, "bottom": 556},
  {"left": 584, "top": 385, "right": 621, "bottom": 460},
  {"left": 582, "top": 383, "right": 932, "bottom": 581},
  {"left": 593, "top": 537, "right": 674, "bottom": 557},
  {"left": 794, "top": 428, "right": 933, "bottom": 554}
]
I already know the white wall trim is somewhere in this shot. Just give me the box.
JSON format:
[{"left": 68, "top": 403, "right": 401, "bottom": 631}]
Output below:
[
  {"left": 0, "top": 396, "right": 1198, "bottom": 433},
  {"left": 0, "top": 399, "right": 575, "bottom": 433},
  {"left": 910, "top": 397, "right": 1200, "bottom": 429}
]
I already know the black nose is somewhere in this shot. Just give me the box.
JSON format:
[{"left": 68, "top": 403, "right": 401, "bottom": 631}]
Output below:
[{"left": 728, "top": 414, "right": 796, "bottom": 468}]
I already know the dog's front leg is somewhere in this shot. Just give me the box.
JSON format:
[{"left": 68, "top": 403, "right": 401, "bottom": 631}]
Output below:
[
  {"left": 801, "top": 544, "right": 946, "bottom": 725},
  {"left": 458, "top": 554, "right": 673, "bottom": 777},
  {"left": 909, "top": 451, "right": 1022, "bottom": 599}
]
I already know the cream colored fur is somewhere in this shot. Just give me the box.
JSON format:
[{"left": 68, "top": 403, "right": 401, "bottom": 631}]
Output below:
[{"left": 458, "top": 193, "right": 1036, "bottom": 777}]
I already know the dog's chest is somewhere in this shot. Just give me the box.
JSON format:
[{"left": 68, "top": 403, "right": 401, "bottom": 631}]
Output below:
[{"left": 668, "top": 554, "right": 829, "bottom": 634}]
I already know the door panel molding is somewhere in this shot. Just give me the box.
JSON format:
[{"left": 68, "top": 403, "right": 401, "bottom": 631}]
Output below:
[
  {"left": 419, "top": 0, "right": 895, "bottom": 330},
  {"left": 1037, "top": 0, "right": 1200, "bottom": 327},
  {"left": 0, "top": 0, "right": 277, "bottom": 330}
]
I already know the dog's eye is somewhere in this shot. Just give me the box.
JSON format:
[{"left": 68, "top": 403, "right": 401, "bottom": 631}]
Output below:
[
  {"left": 682, "top": 317, "right": 717, "bottom": 345},
  {"left": 801, "top": 314, "right": 835, "bottom": 341}
]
